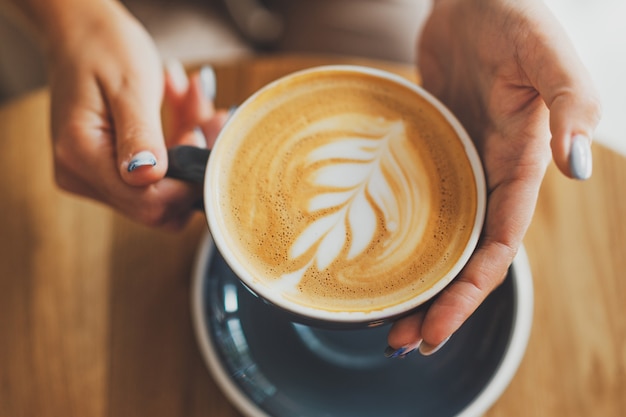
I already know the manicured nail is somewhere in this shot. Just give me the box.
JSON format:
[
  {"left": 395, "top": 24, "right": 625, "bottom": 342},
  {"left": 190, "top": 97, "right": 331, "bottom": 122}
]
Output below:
[
  {"left": 569, "top": 134, "right": 592, "bottom": 180},
  {"left": 384, "top": 340, "right": 422, "bottom": 359},
  {"left": 165, "top": 59, "right": 189, "bottom": 92},
  {"left": 419, "top": 336, "right": 450, "bottom": 356},
  {"left": 127, "top": 151, "right": 157, "bottom": 172},
  {"left": 193, "top": 127, "right": 208, "bottom": 146},
  {"left": 200, "top": 65, "right": 216, "bottom": 101}
]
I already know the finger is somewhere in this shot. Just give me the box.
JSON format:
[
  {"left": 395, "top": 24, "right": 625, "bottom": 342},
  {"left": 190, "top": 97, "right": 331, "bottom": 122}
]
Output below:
[
  {"left": 164, "top": 59, "right": 190, "bottom": 100},
  {"left": 184, "top": 65, "right": 217, "bottom": 128},
  {"left": 48, "top": 85, "right": 124, "bottom": 210},
  {"left": 170, "top": 107, "right": 232, "bottom": 149},
  {"left": 415, "top": 167, "right": 543, "bottom": 350},
  {"left": 101, "top": 176, "right": 202, "bottom": 229},
  {"left": 385, "top": 310, "right": 425, "bottom": 358},
  {"left": 55, "top": 121, "right": 199, "bottom": 228},
  {"left": 548, "top": 91, "right": 598, "bottom": 180},
  {"left": 199, "top": 109, "right": 232, "bottom": 149},
  {"left": 164, "top": 65, "right": 218, "bottom": 148},
  {"left": 104, "top": 66, "right": 167, "bottom": 187},
  {"left": 387, "top": 310, "right": 425, "bottom": 348},
  {"left": 415, "top": 240, "right": 513, "bottom": 352},
  {"left": 520, "top": 5, "right": 602, "bottom": 180}
]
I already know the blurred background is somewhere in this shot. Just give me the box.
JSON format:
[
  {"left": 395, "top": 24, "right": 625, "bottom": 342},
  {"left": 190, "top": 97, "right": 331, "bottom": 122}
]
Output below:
[
  {"left": 543, "top": 0, "right": 626, "bottom": 156},
  {"left": 1, "top": 0, "right": 623, "bottom": 156}
]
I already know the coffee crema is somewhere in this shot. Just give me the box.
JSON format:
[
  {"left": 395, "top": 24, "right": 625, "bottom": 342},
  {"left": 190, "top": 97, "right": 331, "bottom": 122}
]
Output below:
[{"left": 212, "top": 68, "right": 479, "bottom": 313}]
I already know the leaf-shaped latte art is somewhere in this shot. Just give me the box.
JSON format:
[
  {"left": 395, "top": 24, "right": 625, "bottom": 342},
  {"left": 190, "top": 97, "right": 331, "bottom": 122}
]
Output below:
[{"left": 276, "top": 114, "right": 425, "bottom": 291}]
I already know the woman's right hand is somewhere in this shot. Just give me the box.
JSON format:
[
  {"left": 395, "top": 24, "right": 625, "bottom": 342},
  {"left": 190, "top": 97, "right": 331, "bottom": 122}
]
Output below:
[{"left": 34, "top": 0, "right": 227, "bottom": 228}]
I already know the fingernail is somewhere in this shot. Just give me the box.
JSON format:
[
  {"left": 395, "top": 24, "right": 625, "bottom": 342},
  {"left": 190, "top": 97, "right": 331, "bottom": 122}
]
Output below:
[
  {"left": 165, "top": 59, "right": 189, "bottom": 92},
  {"left": 200, "top": 65, "right": 216, "bottom": 101},
  {"left": 193, "top": 127, "right": 208, "bottom": 146},
  {"left": 419, "top": 336, "right": 450, "bottom": 356},
  {"left": 569, "top": 134, "right": 592, "bottom": 180},
  {"left": 127, "top": 150, "right": 157, "bottom": 172},
  {"left": 227, "top": 105, "right": 238, "bottom": 119},
  {"left": 384, "top": 340, "right": 422, "bottom": 359}
]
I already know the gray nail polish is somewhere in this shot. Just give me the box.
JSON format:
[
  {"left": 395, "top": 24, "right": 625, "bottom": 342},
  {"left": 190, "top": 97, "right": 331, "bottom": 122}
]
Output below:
[
  {"left": 194, "top": 126, "right": 208, "bottom": 143},
  {"left": 200, "top": 65, "right": 216, "bottom": 101},
  {"left": 419, "top": 336, "right": 450, "bottom": 356},
  {"left": 227, "top": 105, "right": 238, "bottom": 119},
  {"left": 127, "top": 150, "right": 157, "bottom": 172},
  {"left": 569, "top": 134, "right": 592, "bottom": 180}
]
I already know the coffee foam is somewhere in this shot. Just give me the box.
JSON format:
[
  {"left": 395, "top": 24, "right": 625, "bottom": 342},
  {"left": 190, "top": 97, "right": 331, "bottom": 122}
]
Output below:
[{"left": 214, "top": 69, "right": 478, "bottom": 312}]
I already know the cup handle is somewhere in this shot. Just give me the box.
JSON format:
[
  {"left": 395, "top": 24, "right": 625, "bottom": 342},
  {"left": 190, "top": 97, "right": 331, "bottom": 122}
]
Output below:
[
  {"left": 166, "top": 145, "right": 211, "bottom": 184},
  {"left": 166, "top": 145, "right": 211, "bottom": 211}
]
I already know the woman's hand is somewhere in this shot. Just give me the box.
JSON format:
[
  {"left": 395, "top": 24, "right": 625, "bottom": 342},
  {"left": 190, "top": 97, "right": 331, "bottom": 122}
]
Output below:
[
  {"left": 386, "top": 0, "right": 601, "bottom": 357},
  {"left": 36, "top": 0, "right": 227, "bottom": 229}
]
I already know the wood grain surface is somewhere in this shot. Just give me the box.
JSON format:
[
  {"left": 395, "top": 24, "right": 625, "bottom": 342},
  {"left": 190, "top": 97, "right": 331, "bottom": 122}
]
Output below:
[{"left": 0, "top": 54, "right": 624, "bottom": 417}]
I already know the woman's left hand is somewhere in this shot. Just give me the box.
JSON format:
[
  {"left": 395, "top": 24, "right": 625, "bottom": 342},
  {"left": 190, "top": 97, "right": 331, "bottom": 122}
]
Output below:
[{"left": 386, "top": 0, "right": 601, "bottom": 357}]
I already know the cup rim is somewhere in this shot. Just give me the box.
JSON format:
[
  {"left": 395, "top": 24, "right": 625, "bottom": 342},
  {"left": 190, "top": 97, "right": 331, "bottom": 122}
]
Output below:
[
  {"left": 190, "top": 233, "right": 534, "bottom": 417},
  {"left": 205, "top": 65, "right": 487, "bottom": 324}
]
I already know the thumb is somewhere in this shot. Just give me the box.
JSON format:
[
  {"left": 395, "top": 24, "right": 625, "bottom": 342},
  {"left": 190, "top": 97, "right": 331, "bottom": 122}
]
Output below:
[
  {"left": 546, "top": 86, "right": 600, "bottom": 180},
  {"left": 524, "top": 8, "right": 602, "bottom": 180},
  {"left": 109, "top": 76, "right": 168, "bottom": 186}
]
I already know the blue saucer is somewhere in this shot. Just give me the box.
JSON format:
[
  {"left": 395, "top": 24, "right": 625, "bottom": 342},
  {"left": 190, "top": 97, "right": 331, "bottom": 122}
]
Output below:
[{"left": 191, "top": 234, "right": 533, "bottom": 417}]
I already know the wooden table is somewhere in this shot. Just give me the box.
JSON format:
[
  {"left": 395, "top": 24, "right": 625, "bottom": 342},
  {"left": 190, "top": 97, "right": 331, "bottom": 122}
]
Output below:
[{"left": 1, "top": 54, "right": 624, "bottom": 417}]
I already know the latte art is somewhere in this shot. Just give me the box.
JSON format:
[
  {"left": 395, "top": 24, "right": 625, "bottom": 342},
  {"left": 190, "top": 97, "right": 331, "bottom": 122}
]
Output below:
[
  {"left": 211, "top": 67, "right": 481, "bottom": 313},
  {"left": 278, "top": 114, "right": 429, "bottom": 292}
]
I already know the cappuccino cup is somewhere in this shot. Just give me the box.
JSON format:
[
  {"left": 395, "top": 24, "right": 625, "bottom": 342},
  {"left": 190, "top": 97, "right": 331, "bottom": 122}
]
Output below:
[{"left": 167, "top": 65, "right": 486, "bottom": 328}]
